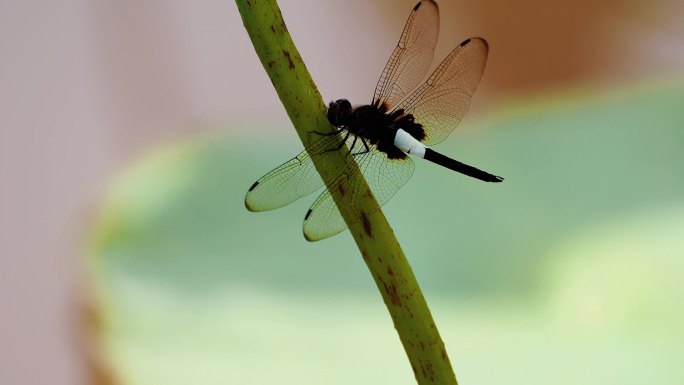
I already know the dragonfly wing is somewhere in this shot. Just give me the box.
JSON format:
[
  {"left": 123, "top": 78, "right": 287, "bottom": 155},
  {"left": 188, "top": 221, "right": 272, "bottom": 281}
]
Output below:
[
  {"left": 303, "top": 148, "right": 415, "bottom": 241},
  {"left": 373, "top": 0, "right": 439, "bottom": 111},
  {"left": 245, "top": 134, "right": 342, "bottom": 212},
  {"left": 393, "top": 37, "right": 488, "bottom": 146}
]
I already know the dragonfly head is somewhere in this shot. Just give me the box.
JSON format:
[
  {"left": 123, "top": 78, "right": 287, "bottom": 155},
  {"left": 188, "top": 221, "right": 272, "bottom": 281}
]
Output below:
[{"left": 327, "top": 99, "right": 352, "bottom": 127}]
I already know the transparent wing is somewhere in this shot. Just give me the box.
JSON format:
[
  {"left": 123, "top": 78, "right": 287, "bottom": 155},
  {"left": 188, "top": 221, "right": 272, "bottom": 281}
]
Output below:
[
  {"left": 303, "top": 148, "right": 415, "bottom": 241},
  {"left": 245, "top": 134, "right": 342, "bottom": 212},
  {"left": 392, "top": 37, "right": 488, "bottom": 146},
  {"left": 372, "top": 0, "right": 439, "bottom": 111}
]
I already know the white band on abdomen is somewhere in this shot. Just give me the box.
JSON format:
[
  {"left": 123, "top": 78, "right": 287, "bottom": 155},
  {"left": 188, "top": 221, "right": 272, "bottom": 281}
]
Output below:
[{"left": 393, "top": 129, "right": 426, "bottom": 158}]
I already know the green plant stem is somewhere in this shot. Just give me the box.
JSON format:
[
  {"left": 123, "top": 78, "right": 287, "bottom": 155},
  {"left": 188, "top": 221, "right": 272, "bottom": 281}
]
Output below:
[{"left": 235, "top": 1, "right": 459, "bottom": 384}]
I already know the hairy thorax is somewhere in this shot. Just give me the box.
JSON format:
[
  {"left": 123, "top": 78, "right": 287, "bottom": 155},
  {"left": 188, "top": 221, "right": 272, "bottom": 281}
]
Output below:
[{"left": 345, "top": 104, "right": 426, "bottom": 159}]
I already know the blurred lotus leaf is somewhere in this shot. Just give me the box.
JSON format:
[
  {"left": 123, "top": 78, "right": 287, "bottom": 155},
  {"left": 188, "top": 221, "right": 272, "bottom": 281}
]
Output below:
[{"left": 88, "top": 80, "right": 684, "bottom": 385}]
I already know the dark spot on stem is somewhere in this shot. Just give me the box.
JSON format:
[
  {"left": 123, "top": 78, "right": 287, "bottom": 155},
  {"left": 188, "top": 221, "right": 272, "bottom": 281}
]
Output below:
[
  {"left": 270, "top": 25, "right": 276, "bottom": 33},
  {"left": 387, "top": 266, "right": 394, "bottom": 276},
  {"left": 267, "top": 61, "right": 275, "bottom": 68},
  {"left": 382, "top": 280, "right": 402, "bottom": 307},
  {"left": 428, "top": 362, "right": 435, "bottom": 381},
  {"left": 282, "top": 50, "right": 295, "bottom": 70},
  {"left": 361, "top": 211, "right": 372, "bottom": 237}
]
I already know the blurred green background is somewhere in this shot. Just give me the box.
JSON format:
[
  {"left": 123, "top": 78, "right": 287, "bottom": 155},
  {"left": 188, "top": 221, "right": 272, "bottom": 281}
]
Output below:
[{"left": 89, "top": 80, "right": 684, "bottom": 384}]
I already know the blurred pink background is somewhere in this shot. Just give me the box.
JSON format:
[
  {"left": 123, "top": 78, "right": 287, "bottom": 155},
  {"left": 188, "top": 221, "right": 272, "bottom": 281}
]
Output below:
[{"left": 1, "top": 0, "right": 683, "bottom": 384}]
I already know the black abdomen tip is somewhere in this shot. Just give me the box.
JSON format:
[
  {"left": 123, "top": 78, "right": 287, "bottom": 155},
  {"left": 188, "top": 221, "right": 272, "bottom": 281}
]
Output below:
[
  {"left": 248, "top": 181, "right": 259, "bottom": 191},
  {"left": 460, "top": 38, "right": 472, "bottom": 47},
  {"left": 304, "top": 209, "right": 312, "bottom": 220}
]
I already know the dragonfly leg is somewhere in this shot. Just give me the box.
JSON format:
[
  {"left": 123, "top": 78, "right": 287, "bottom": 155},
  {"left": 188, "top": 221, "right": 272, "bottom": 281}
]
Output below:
[
  {"left": 312, "top": 128, "right": 344, "bottom": 136},
  {"left": 353, "top": 138, "right": 371, "bottom": 157},
  {"left": 322, "top": 131, "right": 350, "bottom": 153},
  {"left": 346, "top": 135, "right": 358, "bottom": 157}
]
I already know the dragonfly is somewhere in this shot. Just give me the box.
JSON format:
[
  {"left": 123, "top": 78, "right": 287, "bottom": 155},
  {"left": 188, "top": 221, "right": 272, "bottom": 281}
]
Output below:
[{"left": 245, "top": 0, "right": 503, "bottom": 241}]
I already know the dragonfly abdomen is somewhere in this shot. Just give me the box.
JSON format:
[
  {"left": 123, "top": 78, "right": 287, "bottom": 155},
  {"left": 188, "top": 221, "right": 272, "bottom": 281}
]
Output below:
[
  {"left": 393, "top": 128, "right": 426, "bottom": 157},
  {"left": 394, "top": 129, "right": 503, "bottom": 183}
]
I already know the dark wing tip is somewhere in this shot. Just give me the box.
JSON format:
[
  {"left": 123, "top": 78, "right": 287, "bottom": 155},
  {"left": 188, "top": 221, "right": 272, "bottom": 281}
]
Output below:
[
  {"left": 302, "top": 212, "right": 317, "bottom": 242},
  {"left": 460, "top": 37, "right": 489, "bottom": 51},
  {"left": 245, "top": 181, "right": 261, "bottom": 211},
  {"left": 490, "top": 175, "right": 504, "bottom": 183},
  {"left": 413, "top": 1, "right": 422, "bottom": 10}
]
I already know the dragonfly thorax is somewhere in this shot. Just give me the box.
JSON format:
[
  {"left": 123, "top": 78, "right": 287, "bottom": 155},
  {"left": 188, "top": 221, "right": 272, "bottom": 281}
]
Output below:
[
  {"left": 327, "top": 98, "right": 427, "bottom": 160},
  {"left": 328, "top": 99, "right": 393, "bottom": 135}
]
